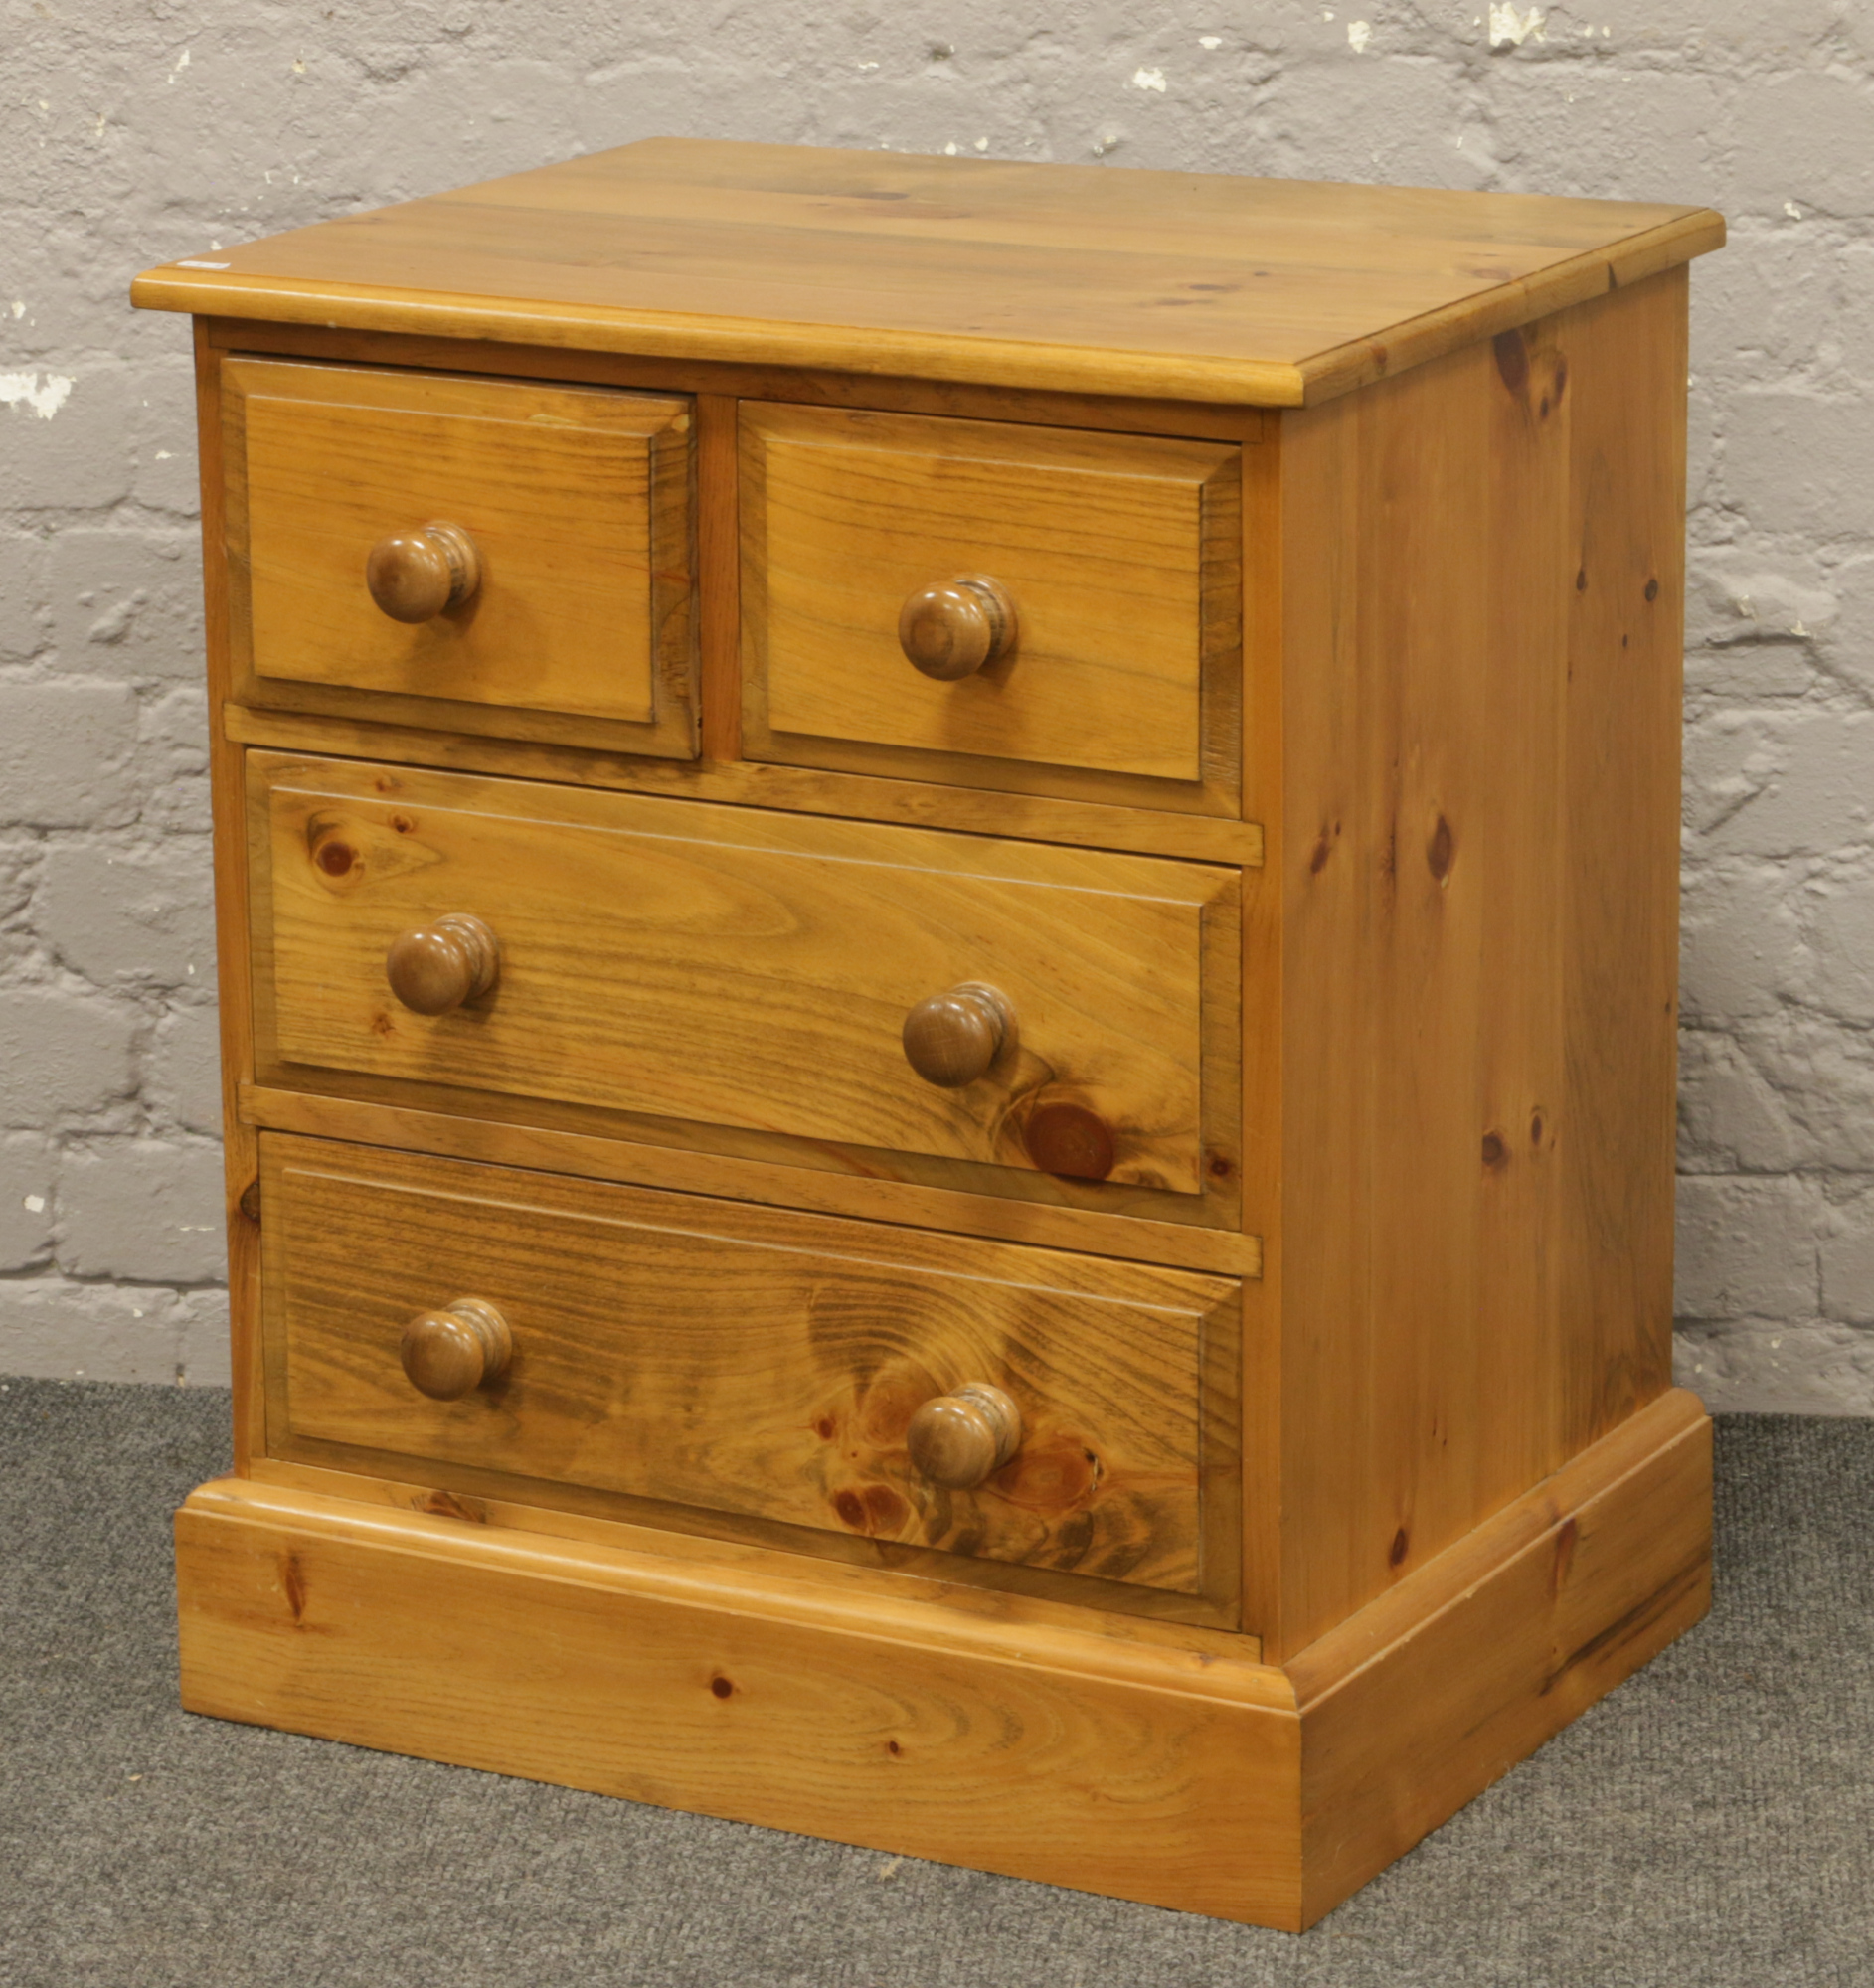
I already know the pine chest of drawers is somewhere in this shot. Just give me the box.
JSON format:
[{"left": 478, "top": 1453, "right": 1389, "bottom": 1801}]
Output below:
[{"left": 135, "top": 140, "right": 1724, "bottom": 1929}]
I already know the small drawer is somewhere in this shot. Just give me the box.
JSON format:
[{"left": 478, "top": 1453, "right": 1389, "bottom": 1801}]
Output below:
[
  {"left": 249, "top": 752, "right": 1241, "bottom": 1205},
  {"left": 221, "top": 357, "right": 697, "bottom": 756},
  {"left": 261, "top": 1135, "right": 1241, "bottom": 1618},
  {"left": 739, "top": 404, "right": 1242, "bottom": 810}
]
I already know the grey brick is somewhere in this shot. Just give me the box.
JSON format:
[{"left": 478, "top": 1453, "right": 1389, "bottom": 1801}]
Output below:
[
  {"left": 1815, "top": 551, "right": 1874, "bottom": 699},
  {"left": 1693, "top": 710, "right": 1874, "bottom": 859},
  {"left": 57, "top": 1138, "right": 226, "bottom": 1284},
  {"left": 0, "top": 681, "right": 140, "bottom": 830},
  {"left": 174, "top": 1285, "right": 233, "bottom": 1387},
  {"left": 1673, "top": 1173, "right": 1821, "bottom": 1322},
  {"left": 129, "top": 686, "right": 213, "bottom": 835},
  {"left": 0, "top": 840, "right": 39, "bottom": 927},
  {"left": 50, "top": 527, "right": 203, "bottom": 681},
  {"left": 0, "top": 1132, "right": 54, "bottom": 1270},
  {"left": 1685, "top": 370, "right": 1718, "bottom": 516},
  {"left": 0, "top": 366, "right": 136, "bottom": 513},
  {"left": 1675, "top": 1319, "right": 1874, "bottom": 1417},
  {"left": 1494, "top": 64, "right": 1725, "bottom": 208},
  {"left": 1680, "top": 860, "right": 1805, "bottom": 1023},
  {"left": 147, "top": 1000, "right": 222, "bottom": 1136},
  {"left": 0, "top": 1277, "right": 186, "bottom": 1384},
  {"left": 0, "top": 989, "right": 137, "bottom": 1129},
  {"left": 1805, "top": 882, "right": 1874, "bottom": 1029},
  {"left": 1723, "top": 390, "right": 1874, "bottom": 545},
  {"left": 38, "top": 837, "right": 215, "bottom": 989},
  {"left": 1688, "top": 225, "right": 1838, "bottom": 393},
  {"left": 1684, "top": 545, "right": 1835, "bottom": 653},
  {"left": 1628, "top": 0, "right": 1866, "bottom": 49},
  {"left": 1678, "top": 1033, "right": 1803, "bottom": 1176},
  {"left": 1685, "top": 642, "right": 1816, "bottom": 702},
  {"left": 1264, "top": 58, "right": 1480, "bottom": 190},
  {"left": 128, "top": 357, "right": 203, "bottom": 517},
  {"left": 1722, "top": 68, "right": 1874, "bottom": 224},
  {"left": 1738, "top": 1013, "right": 1874, "bottom": 1174},
  {"left": 0, "top": 533, "right": 49, "bottom": 664},
  {"left": 1821, "top": 1191, "right": 1874, "bottom": 1326}
]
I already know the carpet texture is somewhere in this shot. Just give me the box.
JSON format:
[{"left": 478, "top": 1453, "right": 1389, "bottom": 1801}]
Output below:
[{"left": 0, "top": 1379, "right": 1868, "bottom": 1988}]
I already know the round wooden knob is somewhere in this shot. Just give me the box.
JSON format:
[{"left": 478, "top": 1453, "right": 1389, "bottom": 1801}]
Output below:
[
  {"left": 907, "top": 1384, "right": 1022, "bottom": 1490},
  {"left": 902, "top": 982, "right": 1013, "bottom": 1087},
  {"left": 366, "top": 520, "right": 481, "bottom": 623},
  {"left": 385, "top": 912, "right": 500, "bottom": 1016},
  {"left": 898, "top": 575, "right": 1017, "bottom": 681},
  {"left": 400, "top": 1297, "right": 512, "bottom": 1402}
]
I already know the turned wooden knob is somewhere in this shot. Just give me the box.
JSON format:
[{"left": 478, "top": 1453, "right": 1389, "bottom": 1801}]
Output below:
[
  {"left": 907, "top": 1383, "right": 1022, "bottom": 1490},
  {"left": 400, "top": 1297, "right": 512, "bottom": 1401},
  {"left": 898, "top": 575, "right": 1017, "bottom": 681},
  {"left": 385, "top": 912, "right": 499, "bottom": 1016},
  {"left": 902, "top": 982, "right": 1013, "bottom": 1087},
  {"left": 366, "top": 520, "right": 481, "bottom": 622}
]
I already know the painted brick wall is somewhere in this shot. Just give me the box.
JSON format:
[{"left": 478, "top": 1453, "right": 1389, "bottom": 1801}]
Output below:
[{"left": 3, "top": 2, "right": 1869, "bottom": 1410}]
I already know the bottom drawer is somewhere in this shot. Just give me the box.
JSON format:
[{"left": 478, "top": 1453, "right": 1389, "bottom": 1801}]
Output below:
[{"left": 260, "top": 1134, "right": 1241, "bottom": 1620}]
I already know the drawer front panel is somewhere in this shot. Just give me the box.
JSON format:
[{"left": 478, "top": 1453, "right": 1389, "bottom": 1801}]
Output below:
[
  {"left": 263, "top": 1135, "right": 1239, "bottom": 1608},
  {"left": 252, "top": 754, "right": 1239, "bottom": 1199},
  {"left": 223, "top": 357, "right": 696, "bottom": 755},
  {"left": 741, "top": 403, "right": 1241, "bottom": 806}
]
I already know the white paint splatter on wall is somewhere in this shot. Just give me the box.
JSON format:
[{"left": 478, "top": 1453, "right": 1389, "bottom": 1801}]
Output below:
[
  {"left": 1488, "top": 4, "right": 1544, "bottom": 47},
  {"left": 0, "top": 372, "right": 74, "bottom": 420}
]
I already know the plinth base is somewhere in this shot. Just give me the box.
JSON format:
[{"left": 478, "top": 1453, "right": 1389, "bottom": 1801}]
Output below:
[{"left": 175, "top": 1389, "right": 1710, "bottom": 1930}]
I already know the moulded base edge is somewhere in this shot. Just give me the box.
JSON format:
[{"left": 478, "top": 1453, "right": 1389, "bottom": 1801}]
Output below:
[{"left": 173, "top": 1388, "right": 1711, "bottom": 1931}]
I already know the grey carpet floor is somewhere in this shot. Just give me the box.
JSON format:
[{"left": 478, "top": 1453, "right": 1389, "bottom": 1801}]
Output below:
[{"left": 0, "top": 1381, "right": 1868, "bottom": 1988}]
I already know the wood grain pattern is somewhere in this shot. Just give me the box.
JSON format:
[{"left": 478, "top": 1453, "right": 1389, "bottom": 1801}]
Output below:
[
  {"left": 221, "top": 357, "right": 698, "bottom": 754},
  {"left": 262, "top": 1134, "right": 1241, "bottom": 1610},
  {"left": 1237, "top": 409, "right": 1286, "bottom": 1646},
  {"left": 741, "top": 403, "right": 1241, "bottom": 806},
  {"left": 237, "top": 1446, "right": 1261, "bottom": 1658},
  {"left": 193, "top": 325, "right": 266, "bottom": 1468},
  {"left": 243, "top": 1063, "right": 1244, "bottom": 1232},
  {"left": 219, "top": 701, "right": 1267, "bottom": 868},
  {"left": 249, "top": 752, "right": 1241, "bottom": 1200},
  {"left": 134, "top": 139, "right": 1722, "bottom": 408},
  {"left": 1558, "top": 275, "right": 1689, "bottom": 1458},
  {"left": 1270, "top": 268, "right": 1690, "bottom": 1657},
  {"left": 238, "top": 1086, "right": 1266, "bottom": 1279},
  {"left": 173, "top": 1388, "right": 1707, "bottom": 1930},
  {"left": 151, "top": 145, "right": 1713, "bottom": 1925},
  {"left": 203, "top": 316, "right": 1273, "bottom": 444},
  {"left": 695, "top": 391, "right": 742, "bottom": 763},
  {"left": 250, "top": 1426, "right": 1239, "bottom": 1628},
  {"left": 177, "top": 1475, "right": 1301, "bottom": 1924},
  {"left": 1289, "top": 1388, "right": 1711, "bottom": 1924}
]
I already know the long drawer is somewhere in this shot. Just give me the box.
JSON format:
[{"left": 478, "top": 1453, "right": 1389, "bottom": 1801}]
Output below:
[
  {"left": 248, "top": 752, "right": 1241, "bottom": 1201},
  {"left": 260, "top": 1134, "right": 1241, "bottom": 1617}
]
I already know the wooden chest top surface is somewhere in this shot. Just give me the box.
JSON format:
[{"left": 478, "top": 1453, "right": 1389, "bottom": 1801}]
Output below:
[{"left": 132, "top": 137, "right": 1722, "bottom": 406}]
